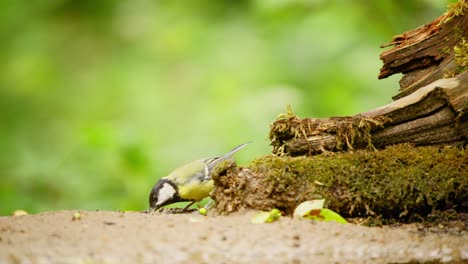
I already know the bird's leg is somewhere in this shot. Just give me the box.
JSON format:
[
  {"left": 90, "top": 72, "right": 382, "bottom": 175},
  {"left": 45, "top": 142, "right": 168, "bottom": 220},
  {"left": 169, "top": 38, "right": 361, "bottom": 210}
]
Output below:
[{"left": 182, "top": 201, "right": 196, "bottom": 212}]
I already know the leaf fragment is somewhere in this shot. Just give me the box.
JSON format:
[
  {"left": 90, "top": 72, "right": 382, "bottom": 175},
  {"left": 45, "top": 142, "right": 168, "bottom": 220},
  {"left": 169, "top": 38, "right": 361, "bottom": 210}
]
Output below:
[
  {"left": 294, "top": 199, "right": 347, "bottom": 224},
  {"left": 251, "top": 208, "right": 282, "bottom": 224}
]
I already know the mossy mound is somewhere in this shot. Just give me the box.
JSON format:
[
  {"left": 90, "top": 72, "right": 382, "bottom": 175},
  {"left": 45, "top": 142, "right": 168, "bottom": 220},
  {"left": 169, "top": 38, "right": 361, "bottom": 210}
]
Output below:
[{"left": 212, "top": 144, "right": 467, "bottom": 222}]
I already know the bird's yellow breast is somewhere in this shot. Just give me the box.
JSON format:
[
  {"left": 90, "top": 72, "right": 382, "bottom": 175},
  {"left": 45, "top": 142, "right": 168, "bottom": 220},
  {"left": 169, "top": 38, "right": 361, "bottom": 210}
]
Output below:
[{"left": 178, "top": 179, "right": 214, "bottom": 202}]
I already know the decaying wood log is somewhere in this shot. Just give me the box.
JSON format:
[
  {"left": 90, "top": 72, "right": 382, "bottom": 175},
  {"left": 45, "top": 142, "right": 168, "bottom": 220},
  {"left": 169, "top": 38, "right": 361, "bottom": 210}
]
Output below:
[
  {"left": 269, "top": 1, "right": 468, "bottom": 156},
  {"left": 270, "top": 72, "right": 467, "bottom": 156},
  {"left": 379, "top": 0, "right": 468, "bottom": 100}
]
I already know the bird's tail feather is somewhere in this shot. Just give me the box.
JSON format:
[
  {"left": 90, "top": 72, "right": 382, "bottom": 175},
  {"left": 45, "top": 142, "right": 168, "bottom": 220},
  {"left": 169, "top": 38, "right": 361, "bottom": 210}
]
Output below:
[{"left": 206, "top": 142, "right": 251, "bottom": 169}]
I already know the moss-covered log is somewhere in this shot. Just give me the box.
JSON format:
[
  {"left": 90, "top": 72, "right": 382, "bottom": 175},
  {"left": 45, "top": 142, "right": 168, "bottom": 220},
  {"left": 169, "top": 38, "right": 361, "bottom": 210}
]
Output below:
[{"left": 212, "top": 144, "right": 467, "bottom": 222}]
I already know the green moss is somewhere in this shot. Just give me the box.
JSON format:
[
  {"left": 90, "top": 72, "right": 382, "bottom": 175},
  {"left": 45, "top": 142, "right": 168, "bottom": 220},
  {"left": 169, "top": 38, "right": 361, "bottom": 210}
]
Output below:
[
  {"left": 447, "top": 0, "right": 467, "bottom": 17},
  {"left": 439, "top": 47, "right": 451, "bottom": 56},
  {"left": 454, "top": 37, "right": 468, "bottom": 74},
  {"left": 441, "top": 0, "right": 467, "bottom": 24},
  {"left": 269, "top": 105, "right": 307, "bottom": 156},
  {"left": 212, "top": 144, "right": 467, "bottom": 223}
]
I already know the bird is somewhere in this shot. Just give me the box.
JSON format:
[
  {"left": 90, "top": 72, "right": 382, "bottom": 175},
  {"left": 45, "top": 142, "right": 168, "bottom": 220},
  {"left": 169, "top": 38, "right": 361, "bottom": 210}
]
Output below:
[{"left": 148, "top": 142, "right": 250, "bottom": 212}]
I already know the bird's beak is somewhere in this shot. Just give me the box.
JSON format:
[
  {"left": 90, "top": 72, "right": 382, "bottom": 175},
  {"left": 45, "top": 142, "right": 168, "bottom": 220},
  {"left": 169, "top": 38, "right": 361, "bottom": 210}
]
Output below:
[{"left": 149, "top": 204, "right": 162, "bottom": 213}]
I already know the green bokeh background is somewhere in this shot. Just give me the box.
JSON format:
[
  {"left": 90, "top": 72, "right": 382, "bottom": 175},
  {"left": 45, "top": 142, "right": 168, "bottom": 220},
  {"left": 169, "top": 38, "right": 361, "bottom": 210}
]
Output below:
[{"left": 0, "top": 0, "right": 453, "bottom": 215}]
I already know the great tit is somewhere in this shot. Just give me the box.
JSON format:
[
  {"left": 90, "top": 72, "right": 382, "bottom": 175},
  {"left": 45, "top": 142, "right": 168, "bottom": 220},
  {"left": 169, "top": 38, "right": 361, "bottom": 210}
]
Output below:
[{"left": 149, "top": 142, "right": 249, "bottom": 212}]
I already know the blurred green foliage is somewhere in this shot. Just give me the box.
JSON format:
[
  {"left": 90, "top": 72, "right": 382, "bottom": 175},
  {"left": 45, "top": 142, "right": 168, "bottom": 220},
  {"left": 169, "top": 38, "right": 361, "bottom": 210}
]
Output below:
[{"left": 0, "top": 0, "right": 453, "bottom": 215}]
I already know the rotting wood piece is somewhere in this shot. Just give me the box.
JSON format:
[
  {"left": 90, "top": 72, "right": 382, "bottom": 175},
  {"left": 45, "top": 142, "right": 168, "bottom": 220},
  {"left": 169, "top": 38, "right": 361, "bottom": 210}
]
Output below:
[
  {"left": 379, "top": 0, "right": 468, "bottom": 100},
  {"left": 270, "top": 72, "right": 467, "bottom": 156}
]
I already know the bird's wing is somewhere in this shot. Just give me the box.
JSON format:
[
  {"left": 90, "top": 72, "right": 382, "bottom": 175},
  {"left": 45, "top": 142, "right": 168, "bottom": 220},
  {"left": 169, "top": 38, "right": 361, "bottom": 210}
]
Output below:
[
  {"left": 167, "top": 142, "right": 250, "bottom": 183},
  {"left": 167, "top": 161, "right": 207, "bottom": 185}
]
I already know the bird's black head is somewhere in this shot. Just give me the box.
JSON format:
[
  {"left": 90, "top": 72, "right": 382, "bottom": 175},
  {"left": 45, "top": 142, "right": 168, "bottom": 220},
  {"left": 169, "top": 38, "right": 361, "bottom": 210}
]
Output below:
[{"left": 149, "top": 179, "right": 185, "bottom": 211}]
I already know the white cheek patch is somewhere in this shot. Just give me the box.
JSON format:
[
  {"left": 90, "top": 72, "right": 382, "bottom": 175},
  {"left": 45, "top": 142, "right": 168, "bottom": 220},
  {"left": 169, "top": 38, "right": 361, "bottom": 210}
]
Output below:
[{"left": 156, "top": 183, "right": 176, "bottom": 205}]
